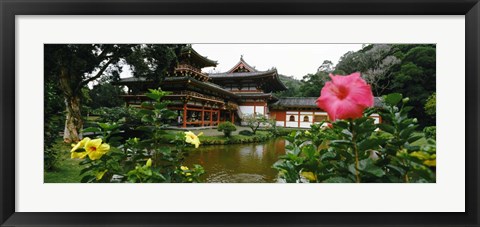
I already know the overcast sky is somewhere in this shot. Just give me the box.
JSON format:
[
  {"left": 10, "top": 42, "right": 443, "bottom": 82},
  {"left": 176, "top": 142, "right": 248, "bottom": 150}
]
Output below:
[
  {"left": 120, "top": 44, "right": 364, "bottom": 80},
  {"left": 193, "top": 44, "right": 363, "bottom": 79}
]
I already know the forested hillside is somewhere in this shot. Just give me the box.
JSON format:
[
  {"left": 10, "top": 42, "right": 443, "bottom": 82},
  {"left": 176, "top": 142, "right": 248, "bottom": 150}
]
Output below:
[{"left": 274, "top": 44, "right": 436, "bottom": 127}]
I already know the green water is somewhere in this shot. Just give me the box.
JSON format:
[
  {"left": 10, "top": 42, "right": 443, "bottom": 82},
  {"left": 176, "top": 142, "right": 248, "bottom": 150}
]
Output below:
[{"left": 183, "top": 138, "right": 286, "bottom": 183}]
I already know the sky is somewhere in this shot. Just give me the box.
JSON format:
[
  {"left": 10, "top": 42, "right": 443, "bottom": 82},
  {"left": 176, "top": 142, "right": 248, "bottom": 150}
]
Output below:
[
  {"left": 120, "top": 44, "right": 364, "bottom": 80},
  {"left": 193, "top": 44, "right": 363, "bottom": 79}
]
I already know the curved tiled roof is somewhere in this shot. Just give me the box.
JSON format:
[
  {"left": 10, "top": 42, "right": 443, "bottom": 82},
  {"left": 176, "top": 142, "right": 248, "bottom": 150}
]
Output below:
[
  {"left": 208, "top": 69, "right": 287, "bottom": 92},
  {"left": 208, "top": 69, "right": 276, "bottom": 78},
  {"left": 270, "top": 97, "right": 383, "bottom": 109},
  {"left": 227, "top": 56, "right": 258, "bottom": 73},
  {"left": 181, "top": 46, "right": 218, "bottom": 68}
]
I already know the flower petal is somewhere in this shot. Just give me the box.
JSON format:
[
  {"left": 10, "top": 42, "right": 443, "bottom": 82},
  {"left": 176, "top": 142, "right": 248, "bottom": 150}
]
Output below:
[
  {"left": 71, "top": 151, "right": 87, "bottom": 159},
  {"left": 70, "top": 137, "right": 90, "bottom": 152},
  {"left": 97, "top": 143, "right": 111, "bottom": 154}
]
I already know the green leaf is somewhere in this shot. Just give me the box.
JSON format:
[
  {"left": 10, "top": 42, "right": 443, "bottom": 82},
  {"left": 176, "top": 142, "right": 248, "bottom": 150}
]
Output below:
[
  {"left": 145, "top": 93, "right": 161, "bottom": 100},
  {"left": 384, "top": 93, "right": 403, "bottom": 106},
  {"left": 378, "top": 124, "right": 395, "bottom": 134},
  {"left": 358, "top": 159, "right": 385, "bottom": 177},
  {"left": 141, "top": 102, "right": 153, "bottom": 108},
  {"left": 154, "top": 103, "right": 168, "bottom": 110},
  {"left": 320, "top": 150, "right": 336, "bottom": 161},
  {"left": 80, "top": 175, "right": 95, "bottom": 183},
  {"left": 82, "top": 127, "right": 101, "bottom": 133},
  {"left": 400, "top": 126, "right": 418, "bottom": 140},
  {"left": 358, "top": 138, "right": 382, "bottom": 151},
  {"left": 333, "top": 121, "right": 349, "bottom": 129},
  {"left": 329, "top": 140, "right": 352, "bottom": 146},
  {"left": 323, "top": 177, "right": 354, "bottom": 183},
  {"left": 97, "top": 123, "right": 118, "bottom": 131}
]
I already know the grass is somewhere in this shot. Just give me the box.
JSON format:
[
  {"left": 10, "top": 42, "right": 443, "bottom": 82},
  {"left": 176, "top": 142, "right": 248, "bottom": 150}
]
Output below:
[{"left": 44, "top": 140, "right": 84, "bottom": 183}]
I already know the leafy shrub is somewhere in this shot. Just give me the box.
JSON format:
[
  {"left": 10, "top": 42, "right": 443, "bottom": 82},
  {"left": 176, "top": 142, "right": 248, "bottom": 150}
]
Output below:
[
  {"left": 423, "top": 126, "right": 436, "bottom": 139},
  {"left": 239, "top": 130, "right": 254, "bottom": 136},
  {"left": 44, "top": 80, "right": 64, "bottom": 170},
  {"left": 92, "top": 107, "right": 133, "bottom": 123},
  {"left": 217, "top": 122, "right": 237, "bottom": 137},
  {"left": 74, "top": 89, "right": 205, "bottom": 183},
  {"left": 274, "top": 93, "right": 436, "bottom": 183}
]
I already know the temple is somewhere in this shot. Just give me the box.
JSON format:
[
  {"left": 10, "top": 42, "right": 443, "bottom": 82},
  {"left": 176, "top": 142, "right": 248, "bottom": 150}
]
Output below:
[
  {"left": 115, "top": 46, "right": 380, "bottom": 128},
  {"left": 115, "top": 46, "right": 286, "bottom": 128}
]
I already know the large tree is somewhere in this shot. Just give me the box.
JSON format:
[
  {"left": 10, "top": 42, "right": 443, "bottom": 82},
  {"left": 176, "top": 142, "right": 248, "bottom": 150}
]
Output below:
[{"left": 44, "top": 44, "right": 183, "bottom": 142}]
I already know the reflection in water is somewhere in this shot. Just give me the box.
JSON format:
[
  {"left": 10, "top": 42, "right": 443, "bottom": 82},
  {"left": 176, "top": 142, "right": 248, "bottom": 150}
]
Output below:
[{"left": 183, "top": 138, "right": 286, "bottom": 183}]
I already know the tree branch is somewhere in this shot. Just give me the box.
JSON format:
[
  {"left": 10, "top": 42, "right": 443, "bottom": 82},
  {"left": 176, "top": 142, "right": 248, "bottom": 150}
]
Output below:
[{"left": 75, "top": 57, "right": 116, "bottom": 94}]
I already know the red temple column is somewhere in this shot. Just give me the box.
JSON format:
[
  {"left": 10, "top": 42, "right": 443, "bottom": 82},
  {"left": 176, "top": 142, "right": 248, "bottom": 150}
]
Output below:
[
  {"left": 298, "top": 111, "right": 301, "bottom": 128},
  {"left": 210, "top": 108, "right": 213, "bottom": 126},
  {"left": 201, "top": 106, "right": 205, "bottom": 126},
  {"left": 183, "top": 103, "right": 187, "bottom": 128}
]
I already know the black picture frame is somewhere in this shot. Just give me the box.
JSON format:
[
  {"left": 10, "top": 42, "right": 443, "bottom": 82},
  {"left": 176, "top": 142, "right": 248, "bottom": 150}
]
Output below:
[{"left": 1, "top": 0, "right": 479, "bottom": 226}]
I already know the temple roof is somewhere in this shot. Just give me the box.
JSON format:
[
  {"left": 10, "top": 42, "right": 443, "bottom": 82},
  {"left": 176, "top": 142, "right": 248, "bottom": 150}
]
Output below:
[
  {"left": 227, "top": 56, "right": 258, "bottom": 73},
  {"left": 164, "top": 76, "right": 238, "bottom": 99},
  {"left": 180, "top": 45, "right": 218, "bottom": 68},
  {"left": 269, "top": 97, "right": 319, "bottom": 109},
  {"left": 270, "top": 97, "right": 383, "bottom": 110},
  {"left": 208, "top": 69, "right": 276, "bottom": 78},
  {"left": 236, "top": 92, "right": 278, "bottom": 102},
  {"left": 208, "top": 69, "right": 287, "bottom": 92}
]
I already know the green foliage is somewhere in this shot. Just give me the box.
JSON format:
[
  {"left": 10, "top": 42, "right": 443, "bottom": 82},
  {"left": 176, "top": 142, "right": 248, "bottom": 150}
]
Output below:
[
  {"left": 44, "top": 80, "right": 65, "bottom": 170},
  {"left": 239, "top": 130, "right": 254, "bottom": 136},
  {"left": 74, "top": 88, "right": 204, "bottom": 183},
  {"left": 243, "top": 114, "right": 270, "bottom": 135},
  {"left": 92, "top": 106, "right": 139, "bottom": 123},
  {"left": 423, "top": 126, "right": 436, "bottom": 140},
  {"left": 333, "top": 44, "right": 436, "bottom": 128},
  {"left": 44, "top": 44, "right": 184, "bottom": 142},
  {"left": 298, "top": 71, "right": 330, "bottom": 97},
  {"left": 274, "top": 94, "right": 436, "bottom": 183},
  {"left": 424, "top": 92, "right": 436, "bottom": 116},
  {"left": 274, "top": 74, "right": 303, "bottom": 98},
  {"left": 217, "top": 122, "right": 237, "bottom": 137},
  {"left": 88, "top": 82, "right": 125, "bottom": 109},
  {"left": 44, "top": 140, "right": 85, "bottom": 183}
]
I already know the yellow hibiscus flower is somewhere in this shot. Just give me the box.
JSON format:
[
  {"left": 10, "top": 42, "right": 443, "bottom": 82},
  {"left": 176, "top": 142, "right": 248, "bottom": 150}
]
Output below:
[
  {"left": 301, "top": 171, "right": 317, "bottom": 182},
  {"left": 184, "top": 131, "right": 203, "bottom": 148},
  {"left": 95, "top": 169, "right": 108, "bottom": 181},
  {"left": 180, "top": 166, "right": 189, "bottom": 171},
  {"left": 70, "top": 137, "right": 90, "bottom": 159},
  {"left": 146, "top": 158, "right": 152, "bottom": 167},
  {"left": 84, "top": 138, "right": 110, "bottom": 160}
]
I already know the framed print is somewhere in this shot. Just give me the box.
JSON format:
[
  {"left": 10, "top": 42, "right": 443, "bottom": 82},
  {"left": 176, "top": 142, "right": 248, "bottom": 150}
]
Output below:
[{"left": 1, "top": 0, "right": 479, "bottom": 226}]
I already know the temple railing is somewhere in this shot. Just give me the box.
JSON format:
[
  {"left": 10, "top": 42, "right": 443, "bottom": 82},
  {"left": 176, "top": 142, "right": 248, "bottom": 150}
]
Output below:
[
  {"left": 171, "top": 90, "right": 224, "bottom": 103},
  {"left": 174, "top": 64, "right": 209, "bottom": 81}
]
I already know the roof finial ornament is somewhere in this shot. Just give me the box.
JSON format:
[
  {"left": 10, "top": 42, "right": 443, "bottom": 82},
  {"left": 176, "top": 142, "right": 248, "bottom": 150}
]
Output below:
[{"left": 240, "top": 54, "right": 243, "bottom": 60}]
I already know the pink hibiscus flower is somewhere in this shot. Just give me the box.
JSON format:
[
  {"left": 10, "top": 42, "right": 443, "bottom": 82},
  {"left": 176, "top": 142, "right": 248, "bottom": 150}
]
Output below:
[{"left": 316, "top": 72, "right": 374, "bottom": 121}]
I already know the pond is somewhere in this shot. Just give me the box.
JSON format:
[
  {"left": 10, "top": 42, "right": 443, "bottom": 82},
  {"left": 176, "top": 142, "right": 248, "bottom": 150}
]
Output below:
[{"left": 183, "top": 138, "right": 286, "bottom": 183}]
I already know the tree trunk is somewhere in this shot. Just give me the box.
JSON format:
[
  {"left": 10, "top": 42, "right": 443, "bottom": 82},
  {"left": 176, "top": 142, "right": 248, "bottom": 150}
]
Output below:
[
  {"left": 63, "top": 96, "right": 83, "bottom": 143},
  {"left": 59, "top": 67, "right": 83, "bottom": 143}
]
